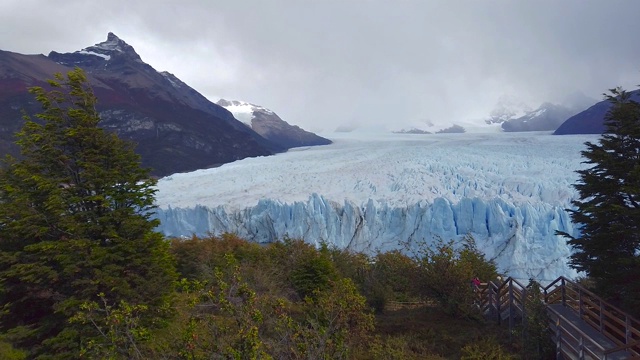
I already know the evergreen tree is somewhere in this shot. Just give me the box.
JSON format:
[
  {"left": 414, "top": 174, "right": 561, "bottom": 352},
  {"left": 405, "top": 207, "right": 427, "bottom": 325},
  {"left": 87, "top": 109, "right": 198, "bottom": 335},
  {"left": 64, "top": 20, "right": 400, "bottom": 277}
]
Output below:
[
  {"left": 561, "top": 88, "right": 640, "bottom": 313},
  {"left": 0, "top": 68, "right": 176, "bottom": 358}
]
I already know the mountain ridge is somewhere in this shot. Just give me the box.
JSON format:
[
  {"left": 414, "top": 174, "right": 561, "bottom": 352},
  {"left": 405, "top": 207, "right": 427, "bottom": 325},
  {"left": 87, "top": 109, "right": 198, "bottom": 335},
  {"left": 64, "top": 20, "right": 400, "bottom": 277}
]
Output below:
[
  {"left": 554, "top": 89, "right": 640, "bottom": 135},
  {"left": 217, "top": 99, "right": 332, "bottom": 149},
  {"left": 0, "top": 33, "right": 328, "bottom": 176}
]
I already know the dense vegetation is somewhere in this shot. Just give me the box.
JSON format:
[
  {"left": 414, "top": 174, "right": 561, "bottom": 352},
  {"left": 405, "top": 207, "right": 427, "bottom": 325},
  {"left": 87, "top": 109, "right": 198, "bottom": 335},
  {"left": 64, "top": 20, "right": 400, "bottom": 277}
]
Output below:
[
  {"left": 5, "top": 68, "right": 635, "bottom": 359},
  {"left": 67, "top": 233, "right": 530, "bottom": 359},
  {"left": 0, "top": 69, "right": 175, "bottom": 358},
  {"left": 0, "top": 68, "right": 529, "bottom": 359},
  {"left": 559, "top": 87, "right": 640, "bottom": 315}
]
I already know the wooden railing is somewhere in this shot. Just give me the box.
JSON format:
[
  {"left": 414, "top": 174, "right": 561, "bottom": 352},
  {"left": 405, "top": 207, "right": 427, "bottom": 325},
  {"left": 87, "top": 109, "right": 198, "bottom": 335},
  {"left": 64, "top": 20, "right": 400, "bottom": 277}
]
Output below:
[
  {"left": 477, "top": 277, "right": 528, "bottom": 334},
  {"left": 543, "top": 276, "right": 640, "bottom": 357},
  {"left": 547, "top": 304, "right": 606, "bottom": 360},
  {"left": 476, "top": 276, "right": 640, "bottom": 359}
]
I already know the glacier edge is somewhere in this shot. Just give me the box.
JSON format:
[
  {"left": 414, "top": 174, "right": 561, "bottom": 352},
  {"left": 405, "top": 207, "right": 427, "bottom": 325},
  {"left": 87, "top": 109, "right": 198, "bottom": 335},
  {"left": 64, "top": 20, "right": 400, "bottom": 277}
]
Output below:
[{"left": 154, "top": 193, "right": 580, "bottom": 282}]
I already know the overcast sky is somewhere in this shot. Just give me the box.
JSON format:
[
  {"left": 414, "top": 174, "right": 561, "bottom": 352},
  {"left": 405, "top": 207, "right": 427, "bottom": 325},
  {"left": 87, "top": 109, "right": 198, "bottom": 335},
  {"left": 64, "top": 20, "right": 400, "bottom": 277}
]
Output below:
[{"left": 2, "top": 0, "right": 640, "bottom": 132}]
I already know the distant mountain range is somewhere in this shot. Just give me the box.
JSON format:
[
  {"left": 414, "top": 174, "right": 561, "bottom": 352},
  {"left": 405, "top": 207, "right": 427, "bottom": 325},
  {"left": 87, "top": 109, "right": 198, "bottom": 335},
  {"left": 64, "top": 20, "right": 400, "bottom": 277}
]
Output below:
[
  {"left": 488, "top": 92, "right": 597, "bottom": 132},
  {"left": 0, "top": 33, "right": 330, "bottom": 176},
  {"left": 393, "top": 128, "right": 432, "bottom": 134},
  {"left": 436, "top": 124, "right": 466, "bottom": 134},
  {"left": 554, "top": 89, "right": 640, "bottom": 135},
  {"left": 501, "top": 102, "right": 582, "bottom": 132}
]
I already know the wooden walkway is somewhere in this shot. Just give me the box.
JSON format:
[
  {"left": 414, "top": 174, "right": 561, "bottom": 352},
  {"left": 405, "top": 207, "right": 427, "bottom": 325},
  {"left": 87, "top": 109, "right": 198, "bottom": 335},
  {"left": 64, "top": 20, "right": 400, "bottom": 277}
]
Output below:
[
  {"left": 477, "top": 277, "right": 640, "bottom": 359},
  {"left": 548, "top": 304, "right": 631, "bottom": 359}
]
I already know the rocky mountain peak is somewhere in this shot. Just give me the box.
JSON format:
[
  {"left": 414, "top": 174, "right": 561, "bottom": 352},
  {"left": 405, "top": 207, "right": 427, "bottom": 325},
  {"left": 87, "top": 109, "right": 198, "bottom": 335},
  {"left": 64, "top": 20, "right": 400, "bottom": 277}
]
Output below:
[
  {"left": 217, "top": 99, "right": 331, "bottom": 148},
  {"left": 48, "top": 32, "right": 143, "bottom": 66},
  {"left": 82, "top": 32, "right": 142, "bottom": 61},
  {"left": 217, "top": 99, "right": 272, "bottom": 113},
  {"left": 216, "top": 99, "right": 275, "bottom": 126}
]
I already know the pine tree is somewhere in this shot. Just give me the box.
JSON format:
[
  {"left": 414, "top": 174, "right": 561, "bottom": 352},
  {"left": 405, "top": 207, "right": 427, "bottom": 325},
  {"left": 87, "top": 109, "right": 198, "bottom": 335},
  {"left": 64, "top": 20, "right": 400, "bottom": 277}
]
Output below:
[
  {"left": 561, "top": 88, "right": 640, "bottom": 313},
  {"left": 0, "top": 68, "right": 176, "bottom": 358}
]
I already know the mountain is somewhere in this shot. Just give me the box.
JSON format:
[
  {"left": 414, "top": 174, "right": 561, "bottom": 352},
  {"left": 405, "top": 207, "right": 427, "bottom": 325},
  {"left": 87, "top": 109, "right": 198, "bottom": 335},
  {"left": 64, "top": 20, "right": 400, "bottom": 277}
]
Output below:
[
  {"left": 393, "top": 128, "right": 432, "bottom": 134},
  {"left": 154, "top": 131, "right": 600, "bottom": 282},
  {"left": 485, "top": 92, "right": 598, "bottom": 132},
  {"left": 501, "top": 102, "right": 578, "bottom": 132},
  {"left": 0, "top": 33, "right": 286, "bottom": 176},
  {"left": 554, "top": 90, "right": 640, "bottom": 135},
  {"left": 485, "top": 95, "right": 532, "bottom": 125},
  {"left": 216, "top": 99, "right": 331, "bottom": 149},
  {"left": 435, "top": 124, "right": 465, "bottom": 134}
]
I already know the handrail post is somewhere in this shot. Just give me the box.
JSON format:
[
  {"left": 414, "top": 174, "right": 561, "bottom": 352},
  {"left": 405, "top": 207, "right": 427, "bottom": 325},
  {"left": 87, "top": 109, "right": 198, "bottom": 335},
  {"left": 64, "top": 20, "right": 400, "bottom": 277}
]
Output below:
[
  {"left": 488, "top": 284, "right": 493, "bottom": 320},
  {"left": 556, "top": 318, "right": 562, "bottom": 360},
  {"left": 508, "top": 280, "right": 514, "bottom": 338},
  {"left": 626, "top": 316, "right": 631, "bottom": 345},
  {"left": 522, "top": 287, "right": 527, "bottom": 328},
  {"left": 497, "top": 283, "right": 501, "bottom": 325},
  {"left": 599, "top": 299, "right": 604, "bottom": 333},
  {"left": 579, "top": 287, "right": 583, "bottom": 319},
  {"left": 579, "top": 334, "right": 584, "bottom": 360},
  {"left": 561, "top": 278, "right": 566, "bottom": 307}
]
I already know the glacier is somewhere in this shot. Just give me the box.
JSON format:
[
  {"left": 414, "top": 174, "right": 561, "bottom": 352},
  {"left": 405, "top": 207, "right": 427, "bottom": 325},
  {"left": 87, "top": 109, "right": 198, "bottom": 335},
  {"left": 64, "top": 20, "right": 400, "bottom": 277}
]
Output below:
[{"left": 154, "top": 131, "right": 599, "bottom": 283}]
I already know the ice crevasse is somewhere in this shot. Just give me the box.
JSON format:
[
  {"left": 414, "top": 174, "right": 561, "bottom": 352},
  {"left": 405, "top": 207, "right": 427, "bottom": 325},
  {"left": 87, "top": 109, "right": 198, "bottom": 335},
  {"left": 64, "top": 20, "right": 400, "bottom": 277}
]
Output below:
[
  {"left": 156, "top": 194, "right": 577, "bottom": 281},
  {"left": 154, "top": 132, "right": 594, "bottom": 282}
]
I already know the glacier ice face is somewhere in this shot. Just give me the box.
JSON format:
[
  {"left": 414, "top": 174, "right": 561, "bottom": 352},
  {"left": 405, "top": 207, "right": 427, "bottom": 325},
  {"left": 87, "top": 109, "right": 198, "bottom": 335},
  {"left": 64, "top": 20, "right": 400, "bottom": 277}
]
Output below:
[{"left": 154, "top": 132, "right": 599, "bottom": 282}]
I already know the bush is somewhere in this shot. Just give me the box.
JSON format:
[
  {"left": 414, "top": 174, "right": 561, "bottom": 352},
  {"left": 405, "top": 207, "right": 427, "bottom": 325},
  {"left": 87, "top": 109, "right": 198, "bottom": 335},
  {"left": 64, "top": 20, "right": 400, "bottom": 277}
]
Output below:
[
  {"left": 417, "top": 236, "right": 498, "bottom": 317},
  {"left": 460, "top": 336, "right": 515, "bottom": 360}
]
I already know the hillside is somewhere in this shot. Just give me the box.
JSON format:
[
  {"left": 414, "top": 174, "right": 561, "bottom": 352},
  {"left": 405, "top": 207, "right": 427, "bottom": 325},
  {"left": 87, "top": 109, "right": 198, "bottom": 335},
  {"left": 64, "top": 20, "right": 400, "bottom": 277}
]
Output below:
[{"left": 0, "top": 34, "right": 287, "bottom": 176}]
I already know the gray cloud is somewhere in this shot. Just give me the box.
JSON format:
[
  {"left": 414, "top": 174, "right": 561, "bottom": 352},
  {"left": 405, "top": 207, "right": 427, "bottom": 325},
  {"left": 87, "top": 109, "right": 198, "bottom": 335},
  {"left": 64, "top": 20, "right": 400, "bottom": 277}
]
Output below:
[{"left": 2, "top": 0, "right": 640, "bottom": 131}]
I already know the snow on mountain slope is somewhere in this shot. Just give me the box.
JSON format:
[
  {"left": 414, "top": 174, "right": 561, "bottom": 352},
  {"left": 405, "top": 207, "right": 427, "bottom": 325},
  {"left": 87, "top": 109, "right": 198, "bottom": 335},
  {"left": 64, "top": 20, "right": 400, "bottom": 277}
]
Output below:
[
  {"left": 154, "top": 132, "right": 598, "bottom": 282},
  {"left": 486, "top": 95, "right": 533, "bottom": 124},
  {"left": 217, "top": 99, "right": 272, "bottom": 126},
  {"left": 216, "top": 99, "right": 332, "bottom": 149}
]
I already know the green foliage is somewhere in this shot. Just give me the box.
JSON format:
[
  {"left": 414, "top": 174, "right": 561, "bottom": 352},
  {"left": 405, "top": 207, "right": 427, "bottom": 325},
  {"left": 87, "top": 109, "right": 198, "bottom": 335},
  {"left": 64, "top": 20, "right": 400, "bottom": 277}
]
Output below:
[
  {"left": 362, "top": 250, "right": 420, "bottom": 312},
  {"left": 460, "top": 336, "right": 515, "bottom": 360},
  {"left": 559, "top": 88, "right": 640, "bottom": 314},
  {"left": 366, "top": 335, "right": 442, "bottom": 360},
  {"left": 275, "top": 278, "right": 375, "bottom": 360},
  {"left": 417, "top": 236, "right": 498, "bottom": 317},
  {"left": 267, "top": 238, "right": 338, "bottom": 299},
  {"left": 520, "top": 280, "right": 554, "bottom": 360},
  {"left": 0, "top": 68, "right": 176, "bottom": 357},
  {"left": 0, "top": 339, "right": 26, "bottom": 360},
  {"left": 69, "top": 294, "right": 151, "bottom": 359},
  {"left": 166, "top": 256, "right": 272, "bottom": 359},
  {"left": 163, "top": 235, "right": 517, "bottom": 359},
  {"left": 373, "top": 250, "right": 418, "bottom": 300},
  {"left": 170, "top": 233, "right": 265, "bottom": 281}
]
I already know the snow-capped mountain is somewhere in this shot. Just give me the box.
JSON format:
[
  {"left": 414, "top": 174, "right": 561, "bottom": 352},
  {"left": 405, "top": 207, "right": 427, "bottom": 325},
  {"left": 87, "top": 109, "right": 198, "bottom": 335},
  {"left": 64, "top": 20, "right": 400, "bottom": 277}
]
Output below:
[
  {"left": 485, "top": 95, "right": 533, "bottom": 125},
  {"left": 217, "top": 99, "right": 331, "bottom": 149},
  {"left": 488, "top": 92, "right": 597, "bottom": 132},
  {"left": 501, "top": 102, "right": 579, "bottom": 132},
  {"left": 66, "top": 31, "right": 144, "bottom": 63},
  {"left": 0, "top": 33, "right": 285, "bottom": 176},
  {"left": 154, "top": 131, "right": 598, "bottom": 282}
]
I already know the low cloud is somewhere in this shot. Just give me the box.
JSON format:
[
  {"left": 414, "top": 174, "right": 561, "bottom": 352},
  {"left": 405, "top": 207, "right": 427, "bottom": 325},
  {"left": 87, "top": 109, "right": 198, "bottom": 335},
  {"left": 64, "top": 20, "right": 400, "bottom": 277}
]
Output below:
[{"left": 2, "top": 0, "right": 640, "bottom": 131}]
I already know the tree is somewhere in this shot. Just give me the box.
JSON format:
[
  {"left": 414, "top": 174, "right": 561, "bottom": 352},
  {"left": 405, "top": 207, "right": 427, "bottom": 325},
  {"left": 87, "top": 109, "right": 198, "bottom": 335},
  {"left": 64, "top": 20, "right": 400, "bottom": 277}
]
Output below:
[
  {"left": 0, "top": 68, "right": 176, "bottom": 358},
  {"left": 560, "top": 88, "right": 640, "bottom": 313},
  {"left": 417, "top": 236, "right": 497, "bottom": 317}
]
